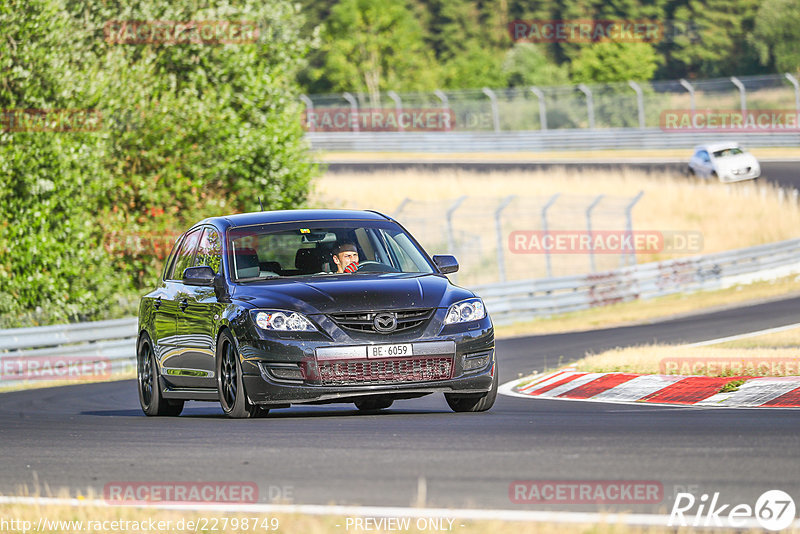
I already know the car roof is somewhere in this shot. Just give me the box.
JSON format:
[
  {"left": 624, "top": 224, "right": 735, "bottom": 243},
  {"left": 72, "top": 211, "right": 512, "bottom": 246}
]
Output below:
[
  {"left": 695, "top": 142, "right": 744, "bottom": 152},
  {"left": 195, "top": 209, "right": 392, "bottom": 230}
]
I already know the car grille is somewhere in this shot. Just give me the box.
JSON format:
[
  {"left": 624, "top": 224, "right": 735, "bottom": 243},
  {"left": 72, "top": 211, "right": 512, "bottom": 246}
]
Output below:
[
  {"left": 318, "top": 356, "right": 453, "bottom": 385},
  {"left": 329, "top": 309, "right": 434, "bottom": 333}
]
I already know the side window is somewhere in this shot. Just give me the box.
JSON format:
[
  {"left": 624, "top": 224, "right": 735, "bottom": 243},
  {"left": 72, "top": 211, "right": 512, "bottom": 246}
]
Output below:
[
  {"left": 168, "top": 229, "right": 202, "bottom": 280},
  {"left": 162, "top": 235, "right": 183, "bottom": 281},
  {"left": 195, "top": 227, "right": 222, "bottom": 274}
]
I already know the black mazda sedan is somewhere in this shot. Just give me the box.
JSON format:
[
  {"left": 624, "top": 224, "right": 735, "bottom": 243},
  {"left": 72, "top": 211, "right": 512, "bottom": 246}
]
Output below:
[{"left": 137, "top": 209, "right": 496, "bottom": 418}]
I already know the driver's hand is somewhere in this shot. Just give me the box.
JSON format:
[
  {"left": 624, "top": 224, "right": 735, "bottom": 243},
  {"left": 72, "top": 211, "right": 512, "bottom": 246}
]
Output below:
[{"left": 343, "top": 261, "right": 359, "bottom": 273}]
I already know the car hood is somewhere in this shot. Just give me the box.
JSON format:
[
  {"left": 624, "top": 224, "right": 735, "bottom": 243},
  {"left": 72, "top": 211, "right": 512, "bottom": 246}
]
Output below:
[
  {"left": 714, "top": 153, "right": 758, "bottom": 170},
  {"left": 230, "top": 273, "right": 473, "bottom": 314}
]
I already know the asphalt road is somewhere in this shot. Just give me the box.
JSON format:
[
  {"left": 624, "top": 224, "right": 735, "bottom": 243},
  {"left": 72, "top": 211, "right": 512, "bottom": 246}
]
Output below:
[
  {"left": 2, "top": 296, "right": 800, "bottom": 514},
  {"left": 325, "top": 160, "right": 800, "bottom": 190}
]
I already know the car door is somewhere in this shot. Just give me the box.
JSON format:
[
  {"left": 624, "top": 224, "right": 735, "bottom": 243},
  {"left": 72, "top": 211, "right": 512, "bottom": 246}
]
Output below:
[
  {"left": 696, "top": 149, "right": 713, "bottom": 177},
  {"left": 159, "top": 227, "right": 202, "bottom": 386},
  {"left": 150, "top": 232, "right": 188, "bottom": 370},
  {"left": 174, "top": 226, "right": 223, "bottom": 388}
]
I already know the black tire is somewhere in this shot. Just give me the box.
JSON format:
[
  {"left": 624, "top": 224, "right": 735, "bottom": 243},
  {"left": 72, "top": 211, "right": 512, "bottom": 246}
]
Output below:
[
  {"left": 444, "top": 366, "right": 498, "bottom": 413},
  {"left": 354, "top": 398, "right": 394, "bottom": 411},
  {"left": 687, "top": 167, "right": 695, "bottom": 176},
  {"left": 216, "top": 329, "right": 267, "bottom": 419},
  {"left": 137, "top": 334, "right": 184, "bottom": 416}
]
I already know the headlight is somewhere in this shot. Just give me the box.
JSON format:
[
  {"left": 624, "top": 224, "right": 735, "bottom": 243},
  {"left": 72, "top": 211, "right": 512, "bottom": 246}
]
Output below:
[
  {"left": 444, "top": 298, "right": 486, "bottom": 324},
  {"left": 252, "top": 310, "right": 317, "bottom": 332}
]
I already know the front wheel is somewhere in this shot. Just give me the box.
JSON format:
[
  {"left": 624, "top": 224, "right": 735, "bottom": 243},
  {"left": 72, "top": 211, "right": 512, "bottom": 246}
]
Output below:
[
  {"left": 444, "top": 366, "right": 498, "bottom": 413},
  {"left": 137, "top": 334, "right": 184, "bottom": 416},
  {"left": 216, "top": 330, "right": 267, "bottom": 419}
]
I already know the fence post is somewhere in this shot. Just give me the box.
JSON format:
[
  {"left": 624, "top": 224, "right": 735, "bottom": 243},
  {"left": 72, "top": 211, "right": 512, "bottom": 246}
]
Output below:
[
  {"left": 494, "top": 195, "right": 516, "bottom": 282},
  {"left": 586, "top": 194, "right": 605, "bottom": 272},
  {"left": 577, "top": 84, "right": 595, "bottom": 129},
  {"left": 541, "top": 193, "right": 560, "bottom": 278},
  {"left": 299, "top": 94, "right": 313, "bottom": 132},
  {"left": 785, "top": 73, "right": 800, "bottom": 115},
  {"left": 628, "top": 81, "right": 645, "bottom": 128},
  {"left": 393, "top": 198, "right": 411, "bottom": 217},
  {"left": 342, "top": 92, "right": 359, "bottom": 132},
  {"left": 623, "top": 191, "right": 644, "bottom": 266},
  {"left": 482, "top": 88, "right": 501, "bottom": 132},
  {"left": 730, "top": 76, "right": 747, "bottom": 114},
  {"left": 446, "top": 196, "right": 468, "bottom": 282},
  {"left": 530, "top": 87, "right": 547, "bottom": 130},
  {"left": 387, "top": 90, "right": 403, "bottom": 132},
  {"left": 679, "top": 79, "right": 695, "bottom": 113},
  {"left": 434, "top": 89, "right": 453, "bottom": 132}
]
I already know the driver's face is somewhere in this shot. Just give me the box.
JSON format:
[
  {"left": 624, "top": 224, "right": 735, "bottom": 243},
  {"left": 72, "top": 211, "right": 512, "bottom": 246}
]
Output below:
[{"left": 334, "top": 251, "right": 358, "bottom": 272}]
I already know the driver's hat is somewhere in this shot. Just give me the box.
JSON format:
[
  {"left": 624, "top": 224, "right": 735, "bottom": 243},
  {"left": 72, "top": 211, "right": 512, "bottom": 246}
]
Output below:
[{"left": 333, "top": 242, "right": 357, "bottom": 255}]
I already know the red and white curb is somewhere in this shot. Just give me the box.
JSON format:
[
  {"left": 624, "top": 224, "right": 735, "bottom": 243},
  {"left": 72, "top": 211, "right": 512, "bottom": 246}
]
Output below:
[{"left": 500, "top": 369, "right": 800, "bottom": 408}]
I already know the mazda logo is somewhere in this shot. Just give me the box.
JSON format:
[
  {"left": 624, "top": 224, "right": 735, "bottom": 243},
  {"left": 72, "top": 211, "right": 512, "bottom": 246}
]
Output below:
[{"left": 373, "top": 312, "right": 397, "bottom": 333}]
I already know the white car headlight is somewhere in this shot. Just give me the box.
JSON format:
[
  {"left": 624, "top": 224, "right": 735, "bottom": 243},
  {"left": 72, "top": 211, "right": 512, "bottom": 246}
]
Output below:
[
  {"left": 444, "top": 298, "right": 486, "bottom": 325},
  {"left": 252, "top": 310, "right": 317, "bottom": 332}
]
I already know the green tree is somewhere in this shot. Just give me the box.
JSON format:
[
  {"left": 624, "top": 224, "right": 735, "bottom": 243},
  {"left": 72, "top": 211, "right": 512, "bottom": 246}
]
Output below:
[
  {"left": 502, "top": 44, "right": 570, "bottom": 87},
  {"left": 313, "top": 0, "right": 439, "bottom": 104},
  {"left": 571, "top": 41, "right": 659, "bottom": 83},
  {"left": 749, "top": 0, "right": 800, "bottom": 74}
]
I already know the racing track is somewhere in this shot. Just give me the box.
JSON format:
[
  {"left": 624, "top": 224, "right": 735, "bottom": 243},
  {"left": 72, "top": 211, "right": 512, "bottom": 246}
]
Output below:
[
  {"left": 325, "top": 160, "right": 800, "bottom": 190},
  {"left": 2, "top": 295, "right": 800, "bottom": 514}
]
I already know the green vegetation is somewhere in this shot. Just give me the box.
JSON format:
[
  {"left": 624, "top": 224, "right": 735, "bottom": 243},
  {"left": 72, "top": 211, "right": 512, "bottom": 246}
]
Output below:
[
  {"left": 0, "top": 0, "right": 318, "bottom": 326},
  {"left": 298, "top": 0, "right": 800, "bottom": 93}
]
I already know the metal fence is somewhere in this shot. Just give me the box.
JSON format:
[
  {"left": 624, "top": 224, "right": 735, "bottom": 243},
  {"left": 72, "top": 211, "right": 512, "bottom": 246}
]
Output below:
[
  {"left": 303, "top": 73, "right": 800, "bottom": 133},
  {"left": 391, "top": 193, "right": 645, "bottom": 287}
]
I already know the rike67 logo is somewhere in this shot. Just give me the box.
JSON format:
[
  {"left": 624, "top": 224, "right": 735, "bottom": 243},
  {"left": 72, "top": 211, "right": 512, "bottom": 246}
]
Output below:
[{"left": 670, "top": 490, "right": 796, "bottom": 531}]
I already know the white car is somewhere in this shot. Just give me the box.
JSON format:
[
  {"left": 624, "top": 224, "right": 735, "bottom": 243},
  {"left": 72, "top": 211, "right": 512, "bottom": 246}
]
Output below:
[{"left": 688, "top": 143, "right": 760, "bottom": 182}]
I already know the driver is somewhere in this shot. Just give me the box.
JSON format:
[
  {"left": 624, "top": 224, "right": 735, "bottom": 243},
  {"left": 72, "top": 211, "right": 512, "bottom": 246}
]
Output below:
[{"left": 332, "top": 242, "right": 359, "bottom": 273}]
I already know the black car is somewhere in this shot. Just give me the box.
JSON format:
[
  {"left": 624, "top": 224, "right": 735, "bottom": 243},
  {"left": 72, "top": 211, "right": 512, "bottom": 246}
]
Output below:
[{"left": 137, "top": 209, "right": 497, "bottom": 418}]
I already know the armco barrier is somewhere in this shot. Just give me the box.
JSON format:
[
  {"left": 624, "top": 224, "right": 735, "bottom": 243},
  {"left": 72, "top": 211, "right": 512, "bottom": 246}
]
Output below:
[
  {"left": 306, "top": 129, "right": 800, "bottom": 152},
  {"left": 476, "top": 238, "right": 800, "bottom": 325},
  {"left": 2, "top": 238, "right": 799, "bottom": 383}
]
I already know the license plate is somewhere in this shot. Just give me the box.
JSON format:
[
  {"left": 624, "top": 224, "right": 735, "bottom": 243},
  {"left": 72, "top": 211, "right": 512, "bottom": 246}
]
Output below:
[{"left": 368, "top": 343, "right": 413, "bottom": 359}]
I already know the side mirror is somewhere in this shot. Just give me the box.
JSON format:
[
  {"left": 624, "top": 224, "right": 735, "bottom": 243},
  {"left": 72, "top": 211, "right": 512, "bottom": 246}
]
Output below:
[
  {"left": 183, "top": 266, "right": 215, "bottom": 286},
  {"left": 432, "top": 255, "right": 459, "bottom": 274}
]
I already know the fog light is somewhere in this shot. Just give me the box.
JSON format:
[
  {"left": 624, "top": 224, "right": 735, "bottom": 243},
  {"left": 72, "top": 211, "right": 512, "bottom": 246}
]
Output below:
[
  {"left": 463, "top": 354, "right": 490, "bottom": 372},
  {"left": 266, "top": 365, "right": 305, "bottom": 381}
]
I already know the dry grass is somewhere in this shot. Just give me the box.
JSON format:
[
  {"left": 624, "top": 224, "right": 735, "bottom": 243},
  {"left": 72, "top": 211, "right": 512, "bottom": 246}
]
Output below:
[
  {"left": 494, "top": 275, "right": 800, "bottom": 338},
  {"left": 311, "top": 167, "right": 800, "bottom": 262},
  {"left": 717, "top": 325, "right": 800, "bottom": 349}
]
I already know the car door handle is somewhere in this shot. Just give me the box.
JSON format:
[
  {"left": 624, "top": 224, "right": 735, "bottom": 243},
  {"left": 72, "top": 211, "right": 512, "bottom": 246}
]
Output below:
[
  {"left": 154, "top": 297, "right": 162, "bottom": 310},
  {"left": 179, "top": 299, "right": 189, "bottom": 312}
]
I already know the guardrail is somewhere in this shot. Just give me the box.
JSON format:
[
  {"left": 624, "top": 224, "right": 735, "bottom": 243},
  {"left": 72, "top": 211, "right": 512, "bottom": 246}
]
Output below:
[
  {"left": 2, "top": 238, "right": 799, "bottom": 384},
  {"left": 306, "top": 129, "right": 800, "bottom": 152},
  {"left": 0, "top": 318, "right": 137, "bottom": 387},
  {"left": 476, "top": 238, "right": 800, "bottom": 325}
]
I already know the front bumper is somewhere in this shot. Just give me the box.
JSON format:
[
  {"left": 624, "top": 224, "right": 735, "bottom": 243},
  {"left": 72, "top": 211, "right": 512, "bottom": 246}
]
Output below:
[{"left": 235, "top": 314, "right": 495, "bottom": 406}]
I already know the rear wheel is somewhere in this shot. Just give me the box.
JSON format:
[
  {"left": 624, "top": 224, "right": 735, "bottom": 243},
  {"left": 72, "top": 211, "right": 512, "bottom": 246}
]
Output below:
[
  {"left": 217, "top": 330, "right": 267, "bottom": 419},
  {"left": 354, "top": 398, "right": 394, "bottom": 411},
  {"left": 445, "top": 365, "right": 498, "bottom": 413},
  {"left": 137, "top": 334, "right": 184, "bottom": 416}
]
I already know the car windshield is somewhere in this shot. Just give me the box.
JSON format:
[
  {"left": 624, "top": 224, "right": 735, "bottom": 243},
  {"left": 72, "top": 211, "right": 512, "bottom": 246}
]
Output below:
[
  {"left": 712, "top": 147, "right": 744, "bottom": 158},
  {"left": 227, "top": 221, "right": 435, "bottom": 281}
]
